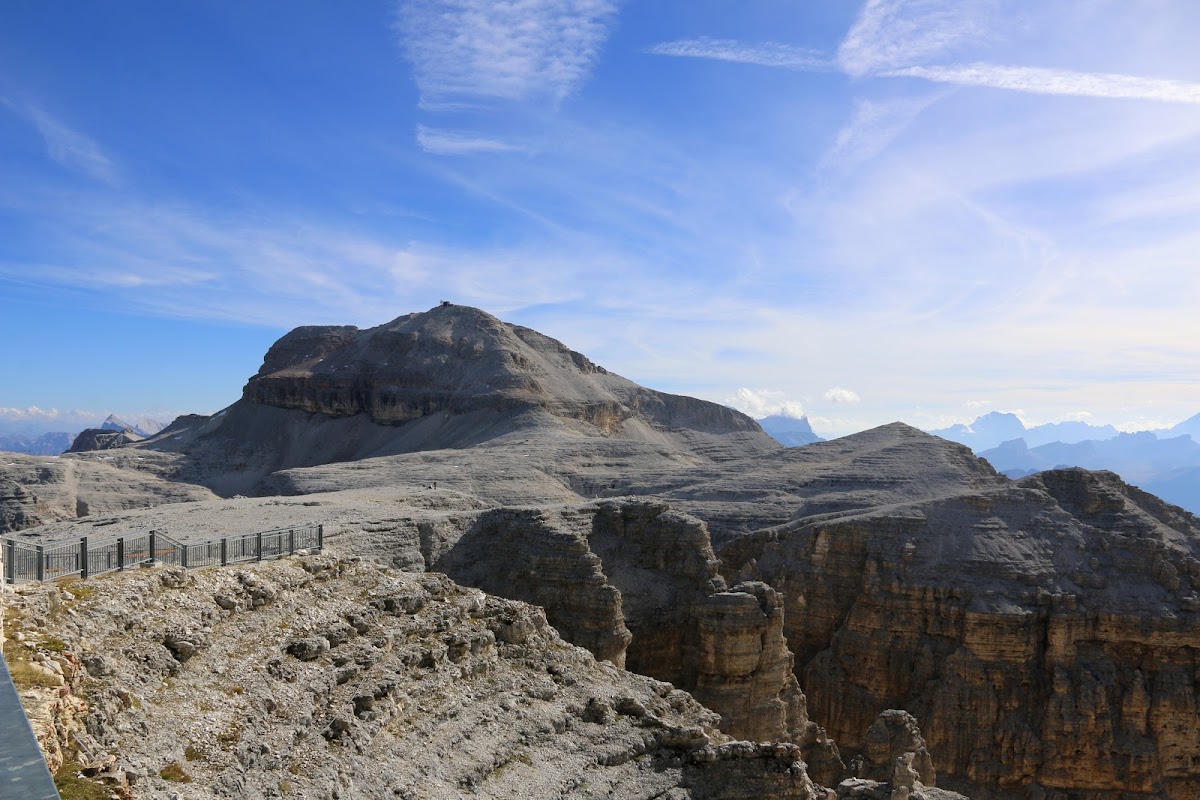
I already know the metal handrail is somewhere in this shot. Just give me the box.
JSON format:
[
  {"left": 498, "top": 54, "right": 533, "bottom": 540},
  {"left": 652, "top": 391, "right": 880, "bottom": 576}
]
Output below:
[{"left": 1, "top": 524, "right": 323, "bottom": 585}]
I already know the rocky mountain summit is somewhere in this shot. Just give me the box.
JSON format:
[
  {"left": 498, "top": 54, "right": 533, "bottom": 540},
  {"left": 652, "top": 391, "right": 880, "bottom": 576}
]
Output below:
[{"left": 124, "top": 304, "right": 779, "bottom": 496}]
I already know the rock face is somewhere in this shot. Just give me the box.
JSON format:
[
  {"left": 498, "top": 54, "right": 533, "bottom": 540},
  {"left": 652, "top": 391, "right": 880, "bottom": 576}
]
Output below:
[
  {"left": 11, "top": 555, "right": 830, "bottom": 800},
  {"left": 0, "top": 478, "right": 44, "bottom": 532},
  {"left": 425, "top": 498, "right": 841, "bottom": 770},
  {"left": 720, "top": 464, "right": 1200, "bottom": 799},
  {"left": 0, "top": 454, "right": 217, "bottom": 534},
  {"left": 68, "top": 427, "right": 144, "bottom": 452}
]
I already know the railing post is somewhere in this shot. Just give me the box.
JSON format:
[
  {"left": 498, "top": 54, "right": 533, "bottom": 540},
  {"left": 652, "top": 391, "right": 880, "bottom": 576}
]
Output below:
[
  {"left": 220, "top": 537, "right": 227, "bottom": 566},
  {"left": 256, "top": 531, "right": 263, "bottom": 562},
  {"left": 148, "top": 530, "right": 157, "bottom": 565},
  {"left": 317, "top": 524, "right": 324, "bottom": 552},
  {"left": 117, "top": 538, "right": 125, "bottom": 571},
  {"left": 288, "top": 528, "right": 295, "bottom": 555},
  {"left": 36, "top": 545, "right": 44, "bottom": 582},
  {"left": 80, "top": 536, "right": 89, "bottom": 579},
  {"left": 181, "top": 543, "right": 189, "bottom": 569},
  {"left": 5, "top": 539, "right": 14, "bottom": 585}
]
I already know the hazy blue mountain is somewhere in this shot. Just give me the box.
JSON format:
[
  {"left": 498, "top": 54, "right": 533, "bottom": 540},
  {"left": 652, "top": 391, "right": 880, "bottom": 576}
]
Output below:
[
  {"left": 930, "top": 412, "right": 1026, "bottom": 450},
  {"left": 931, "top": 411, "right": 1120, "bottom": 451},
  {"left": 980, "top": 433, "right": 1200, "bottom": 514},
  {"left": 1169, "top": 412, "right": 1200, "bottom": 442},
  {"left": 1142, "top": 467, "right": 1200, "bottom": 518},
  {"left": 757, "top": 415, "right": 824, "bottom": 447},
  {"left": 100, "top": 414, "right": 165, "bottom": 438},
  {"left": 1023, "top": 420, "right": 1120, "bottom": 448},
  {"left": 0, "top": 431, "right": 76, "bottom": 456}
]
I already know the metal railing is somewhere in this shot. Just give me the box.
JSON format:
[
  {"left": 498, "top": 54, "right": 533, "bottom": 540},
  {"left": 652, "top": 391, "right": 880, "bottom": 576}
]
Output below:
[{"left": 1, "top": 524, "right": 323, "bottom": 585}]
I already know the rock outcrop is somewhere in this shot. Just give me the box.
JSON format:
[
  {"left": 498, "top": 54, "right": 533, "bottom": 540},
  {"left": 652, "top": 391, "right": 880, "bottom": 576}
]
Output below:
[
  {"left": 68, "top": 427, "right": 144, "bottom": 452},
  {"left": 12, "top": 555, "right": 833, "bottom": 799},
  {"left": 0, "top": 477, "right": 44, "bottom": 532},
  {"left": 426, "top": 499, "right": 840, "bottom": 765},
  {"left": 720, "top": 464, "right": 1200, "bottom": 799}
]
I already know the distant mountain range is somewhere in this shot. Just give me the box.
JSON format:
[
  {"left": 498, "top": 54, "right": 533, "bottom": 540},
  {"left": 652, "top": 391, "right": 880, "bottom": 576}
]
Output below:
[
  {"left": 0, "top": 414, "right": 165, "bottom": 456},
  {"left": 756, "top": 415, "right": 824, "bottom": 447},
  {"left": 930, "top": 411, "right": 1120, "bottom": 450},
  {"left": 0, "top": 431, "right": 76, "bottom": 456},
  {"left": 932, "top": 411, "right": 1200, "bottom": 515}
]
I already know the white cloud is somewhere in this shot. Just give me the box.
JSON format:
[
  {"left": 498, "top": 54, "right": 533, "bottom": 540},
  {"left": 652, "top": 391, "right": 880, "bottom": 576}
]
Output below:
[
  {"left": 821, "top": 94, "right": 943, "bottom": 169},
  {"left": 647, "top": 38, "right": 830, "bottom": 71},
  {"left": 395, "top": 0, "right": 619, "bottom": 103},
  {"left": 965, "top": 400, "right": 991, "bottom": 408},
  {"left": 415, "top": 125, "right": 524, "bottom": 155},
  {"left": 823, "top": 387, "right": 862, "bottom": 404},
  {"left": 0, "top": 406, "right": 87, "bottom": 421},
  {"left": 724, "top": 388, "right": 805, "bottom": 419},
  {"left": 837, "top": 0, "right": 994, "bottom": 78},
  {"left": 0, "top": 407, "right": 100, "bottom": 433},
  {"left": 884, "top": 63, "right": 1200, "bottom": 105},
  {"left": 3, "top": 103, "right": 118, "bottom": 184}
]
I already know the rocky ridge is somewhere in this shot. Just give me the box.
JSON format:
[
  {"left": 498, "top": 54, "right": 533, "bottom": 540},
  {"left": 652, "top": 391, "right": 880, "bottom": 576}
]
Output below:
[{"left": 5, "top": 555, "right": 960, "bottom": 800}]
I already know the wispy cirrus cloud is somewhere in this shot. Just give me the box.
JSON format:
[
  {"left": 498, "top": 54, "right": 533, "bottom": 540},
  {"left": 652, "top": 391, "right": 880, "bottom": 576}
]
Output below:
[
  {"left": 837, "top": 0, "right": 994, "bottom": 77},
  {"left": 395, "top": 0, "right": 619, "bottom": 104},
  {"left": 821, "top": 93, "right": 944, "bottom": 168},
  {"left": 646, "top": 38, "right": 831, "bottom": 71},
  {"left": 415, "top": 125, "right": 525, "bottom": 156},
  {"left": 2, "top": 102, "right": 118, "bottom": 184},
  {"left": 885, "top": 63, "right": 1200, "bottom": 105},
  {"left": 652, "top": 1, "right": 1200, "bottom": 109}
]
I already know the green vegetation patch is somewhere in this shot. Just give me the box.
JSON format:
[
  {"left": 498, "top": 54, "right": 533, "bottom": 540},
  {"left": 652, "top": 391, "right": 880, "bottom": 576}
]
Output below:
[
  {"left": 54, "top": 759, "right": 111, "bottom": 800},
  {"left": 160, "top": 761, "right": 192, "bottom": 782}
]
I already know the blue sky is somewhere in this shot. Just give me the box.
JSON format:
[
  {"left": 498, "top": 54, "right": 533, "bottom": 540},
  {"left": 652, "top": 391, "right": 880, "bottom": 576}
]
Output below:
[{"left": 2, "top": 0, "right": 1200, "bottom": 437}]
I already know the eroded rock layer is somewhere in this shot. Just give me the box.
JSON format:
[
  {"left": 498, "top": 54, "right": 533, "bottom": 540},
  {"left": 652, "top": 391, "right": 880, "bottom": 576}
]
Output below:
[
  {"left": 424, "top": 498, "right": 839, "bottom": 765},
  {"left": 721, "top": 467, "right": 1200, "bottom": 799}
]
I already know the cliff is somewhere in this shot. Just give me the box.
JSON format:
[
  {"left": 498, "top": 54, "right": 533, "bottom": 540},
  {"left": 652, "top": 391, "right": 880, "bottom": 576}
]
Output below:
[
  {"left": 720, "top": 465, "right": 1200, "bottom": 799},
  {"left": 0, "top": 454, "right": 216, "bottom": 535},
  {"left": 423, "top": 498, "right": 842, "bottom": 774}
]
